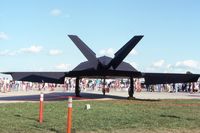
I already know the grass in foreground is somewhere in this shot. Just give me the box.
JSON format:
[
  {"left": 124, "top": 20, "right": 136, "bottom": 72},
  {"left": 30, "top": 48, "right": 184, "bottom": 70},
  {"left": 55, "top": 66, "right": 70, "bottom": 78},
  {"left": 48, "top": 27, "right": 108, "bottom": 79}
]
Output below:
[{"left": 0, "top": 99, "right": 200, "bottom": 133}]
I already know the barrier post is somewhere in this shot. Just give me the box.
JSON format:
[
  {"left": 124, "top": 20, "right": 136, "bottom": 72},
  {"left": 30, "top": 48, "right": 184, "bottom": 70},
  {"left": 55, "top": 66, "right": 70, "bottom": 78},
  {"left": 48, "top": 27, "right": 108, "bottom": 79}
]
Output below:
[
  {"left": 66, "top": 97, "right": 72, "bottom": 133},
  {"left": 39, "top": 92, "right": 44, "bottom": 123}
]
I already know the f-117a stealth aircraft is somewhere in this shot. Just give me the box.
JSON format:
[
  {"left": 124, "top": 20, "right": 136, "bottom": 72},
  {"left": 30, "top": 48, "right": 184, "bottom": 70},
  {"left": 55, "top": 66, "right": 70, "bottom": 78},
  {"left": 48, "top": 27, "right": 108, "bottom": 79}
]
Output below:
[{"left": 3, "top": 35, "right": 200, "bottom": 97}]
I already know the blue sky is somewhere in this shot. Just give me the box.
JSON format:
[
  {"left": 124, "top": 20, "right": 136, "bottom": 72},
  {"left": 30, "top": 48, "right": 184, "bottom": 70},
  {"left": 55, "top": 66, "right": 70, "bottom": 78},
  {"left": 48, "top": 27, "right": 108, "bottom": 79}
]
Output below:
[{"left": 0, "top": 0, "right": 200, "bottom": 73}]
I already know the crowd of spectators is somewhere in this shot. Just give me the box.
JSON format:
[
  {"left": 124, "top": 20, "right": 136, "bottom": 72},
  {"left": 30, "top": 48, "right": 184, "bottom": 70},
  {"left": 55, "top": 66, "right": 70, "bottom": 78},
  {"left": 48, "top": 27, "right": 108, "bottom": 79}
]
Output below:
[
  {"left": 0, "top": 77, "right": 199, "bottom": 94},
  {"left": 146, "top": 82, "right": 200, "bottom": 93}
]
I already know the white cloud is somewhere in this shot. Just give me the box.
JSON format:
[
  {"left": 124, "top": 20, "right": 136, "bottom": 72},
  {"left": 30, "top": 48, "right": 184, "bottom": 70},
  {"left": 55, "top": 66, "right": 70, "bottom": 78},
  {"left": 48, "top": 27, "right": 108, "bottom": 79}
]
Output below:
[
  {"left": 152, "top": 59, "right": 165, "bottom": 67},
  {"left": 99, "top": 48, "right": 138, "bottom": 57},
  {"left": 55, "top": 63, "right": 71, "bottom": 70},
  {"left": 130, "top": 49, "right": 138, "bottom": 55},
  {"left": 175, "top": 60, "right": 200, "bottom": 70},
  {"left": 50, "top": 9, "right": 62, "bottom": 16},
  {"left": 145, "top": 59, "right": 173, "bottom": 73},
  {"left": 49, "top": 49, "right": 62, "bottom": 56},
  {"left": 129, "top": 62, "right": 139, "bottom": 69},
  {"left": 0, "top": 50, "right": 17, "bottom": 56},
  {"left": 20, "top": 45, "right": 43, "bottom": 53},
  {"left": 99, "top": 48, "right": 115, "bottom": 57},
  {"left": 0, "top": 32, "right": 8, "bottom": 40},
  {"left": 0, "top": 45, "right": 43, "bottom": 56},
  {"left": 166, "top": 64, "right": 172, "bottom": 69},
  {"left": 145, "top": 59, "right": 200, "bottom": 73}
]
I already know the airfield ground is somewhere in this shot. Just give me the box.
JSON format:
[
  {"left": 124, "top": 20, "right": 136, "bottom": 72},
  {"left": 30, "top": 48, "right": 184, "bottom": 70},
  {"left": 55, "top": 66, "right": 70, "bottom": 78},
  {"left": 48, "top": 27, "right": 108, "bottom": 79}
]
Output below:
[
  {"left": 0, "top": 89, "right": 200, "bottom": 133},
  {"left": 0, "top": 88, "right": 200, "bottom": 103}
]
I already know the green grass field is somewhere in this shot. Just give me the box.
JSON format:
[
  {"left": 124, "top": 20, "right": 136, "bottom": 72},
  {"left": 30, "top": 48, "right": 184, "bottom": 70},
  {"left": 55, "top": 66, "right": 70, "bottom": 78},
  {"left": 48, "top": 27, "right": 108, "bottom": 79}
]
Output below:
[{"left": 0, "top": 99, "right": 200, "bottom": 133}]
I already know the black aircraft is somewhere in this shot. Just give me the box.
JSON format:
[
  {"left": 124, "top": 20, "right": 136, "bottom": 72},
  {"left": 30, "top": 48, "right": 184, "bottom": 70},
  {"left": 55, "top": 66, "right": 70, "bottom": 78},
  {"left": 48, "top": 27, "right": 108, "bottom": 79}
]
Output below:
[{"left": 3, "top": 35, "right": 200, "bottom": 97}]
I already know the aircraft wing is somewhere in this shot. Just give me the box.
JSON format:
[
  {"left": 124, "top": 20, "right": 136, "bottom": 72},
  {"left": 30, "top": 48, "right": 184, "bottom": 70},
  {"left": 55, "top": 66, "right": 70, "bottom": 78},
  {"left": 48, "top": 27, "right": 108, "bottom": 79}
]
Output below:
[
  {"left": 2, "top": 72, "right": 66, "bottom": 84},
  {"left": 142, "top": 72, "right": 200, "bottom": 85}
]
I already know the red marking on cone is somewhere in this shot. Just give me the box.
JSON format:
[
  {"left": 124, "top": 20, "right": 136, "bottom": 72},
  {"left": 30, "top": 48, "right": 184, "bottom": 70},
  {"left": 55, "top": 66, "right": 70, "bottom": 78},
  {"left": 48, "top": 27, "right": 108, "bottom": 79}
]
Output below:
[
  {"left": 67, "top": 97, "right": 72, "bottom": 133},
  {"left": 39, "top": 92, "right": 44, "bottom": 123}
]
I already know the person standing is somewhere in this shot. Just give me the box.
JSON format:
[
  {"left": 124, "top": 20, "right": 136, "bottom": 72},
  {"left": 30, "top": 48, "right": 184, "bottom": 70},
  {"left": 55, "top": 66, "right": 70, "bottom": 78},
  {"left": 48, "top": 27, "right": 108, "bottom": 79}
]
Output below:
[{"left": 2, "top": 77, "right": 6, "bottom": 93}]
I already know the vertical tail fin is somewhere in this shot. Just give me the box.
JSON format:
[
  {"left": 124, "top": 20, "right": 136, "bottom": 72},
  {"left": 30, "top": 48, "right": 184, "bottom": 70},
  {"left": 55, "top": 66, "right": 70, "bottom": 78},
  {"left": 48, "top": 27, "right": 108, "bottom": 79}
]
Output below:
[
  {"left": 107, "top": 35, "right": 143, "bottom": 69},
  {"left": 68, "top": 35, "right": 98, "bottom": 69}
]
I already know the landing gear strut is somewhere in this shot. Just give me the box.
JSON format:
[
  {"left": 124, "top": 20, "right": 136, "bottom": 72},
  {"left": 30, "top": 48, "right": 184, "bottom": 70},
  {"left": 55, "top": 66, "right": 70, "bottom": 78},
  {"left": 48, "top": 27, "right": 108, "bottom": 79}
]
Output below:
[
  {"left": 75, "top": 77, "right": 81, "bottom": 97},
  {"left": 102, "top": 78, "right": 106, "bottom": 95},
  {"left": 128, "top": 77, "right": 134, "bottom": 98}
]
